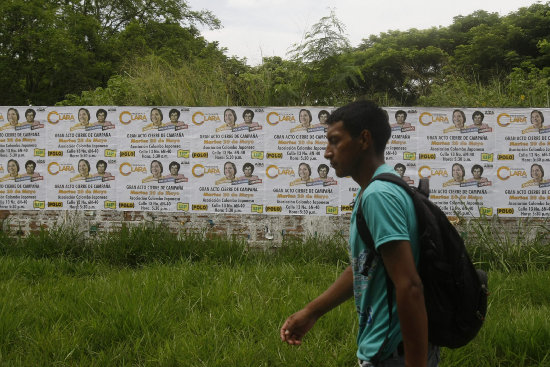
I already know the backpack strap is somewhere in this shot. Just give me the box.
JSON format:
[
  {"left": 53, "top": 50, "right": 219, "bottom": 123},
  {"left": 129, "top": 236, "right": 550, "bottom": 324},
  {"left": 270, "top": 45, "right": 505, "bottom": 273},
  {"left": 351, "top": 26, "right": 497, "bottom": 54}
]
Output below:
[{"left": 355, "top": 173, "right": 426, "bottom": 365}]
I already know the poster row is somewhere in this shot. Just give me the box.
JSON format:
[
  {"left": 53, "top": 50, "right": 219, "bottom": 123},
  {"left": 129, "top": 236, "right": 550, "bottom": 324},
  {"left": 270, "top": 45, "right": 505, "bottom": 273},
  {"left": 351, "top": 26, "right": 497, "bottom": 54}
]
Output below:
[{"left": 1, "top": 106, "right": 550, "bottom": 217}]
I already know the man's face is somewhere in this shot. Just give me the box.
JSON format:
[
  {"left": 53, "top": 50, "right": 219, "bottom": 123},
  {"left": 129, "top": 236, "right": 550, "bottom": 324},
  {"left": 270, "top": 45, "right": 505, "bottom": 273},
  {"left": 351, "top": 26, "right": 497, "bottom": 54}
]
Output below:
[
  {"left": 473, "top": 114, "right": 483, "bottom": 126},
  {"left": 170, "top": 112, "right": 178, "bottom": 123},
  {"left": 319, "top": 113, "right": 328, "bottom": 124},
  {"left": 532, "top": 112, "right": 543, "bottom": 128},
  {"left": 472, "top": 167, "right": 482, "bottom": 179},
  {"left": 243, "top": 112, "right": 253, "bottom": 124},
  {"left": 318, "top": 167, "right": 328, "bottom": 178},
  {"left": 243, "top": 166, "right": 253, "bottom": 177},
  {"left": 7, "top": 110, "right": 18, "bottom": 125},
  {"left": 453, "top": 112, "right": 464, "bottom": 128},
  {"left": 452, "top": 165, "right": 463, "bottom": 181},
  {"left": 396, "top": 113, "right": 406, "bottom": 125},
  {"left": 25, "top": 112, "right": 34, "bottom": 123},
  {"left": 224, "top": 110, "right": 235, "bottom": 127},
  {"left": 324, "top": 121, "right": 362, "bottom": 178},
  {"left": 97, "top": 163, "right": 106, "bottom": 174},
  {"left": 26, "top": 163, "right": 35, "bottom": 174},
  {"left": 97, "top": 112, "right": 106, "bottom": 123},
  {"left": 170, "top": 165, "right": 179, "bottom": 176}
]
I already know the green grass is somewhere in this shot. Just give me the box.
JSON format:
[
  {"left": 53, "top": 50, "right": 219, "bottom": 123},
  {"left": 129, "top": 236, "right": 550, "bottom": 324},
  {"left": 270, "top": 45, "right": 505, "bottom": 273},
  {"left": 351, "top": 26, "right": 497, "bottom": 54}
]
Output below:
[{"left": 0, "top": 222, "right": 548, "bottom": 366}]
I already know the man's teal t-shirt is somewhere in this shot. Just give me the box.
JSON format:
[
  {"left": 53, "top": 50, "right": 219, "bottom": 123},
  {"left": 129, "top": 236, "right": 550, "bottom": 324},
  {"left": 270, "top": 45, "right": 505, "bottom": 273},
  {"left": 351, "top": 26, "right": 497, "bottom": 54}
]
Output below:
[{"left": 349, "top": 164, "right": 419, "bottom": 362}]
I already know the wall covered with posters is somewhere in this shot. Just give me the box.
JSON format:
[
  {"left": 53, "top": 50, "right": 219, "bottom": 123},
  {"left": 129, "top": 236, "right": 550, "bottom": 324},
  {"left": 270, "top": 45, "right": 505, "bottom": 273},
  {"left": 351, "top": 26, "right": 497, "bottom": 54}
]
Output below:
[{"left": 0, "top": 106, "right": 549, "bottom": 218}]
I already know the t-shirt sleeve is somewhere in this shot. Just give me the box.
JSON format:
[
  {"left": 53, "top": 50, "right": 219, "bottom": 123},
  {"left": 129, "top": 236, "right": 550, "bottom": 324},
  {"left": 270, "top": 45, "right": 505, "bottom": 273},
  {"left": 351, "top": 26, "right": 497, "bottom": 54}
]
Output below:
[{"left": 361, "top": 183, "right": 411, "bottom": 250}]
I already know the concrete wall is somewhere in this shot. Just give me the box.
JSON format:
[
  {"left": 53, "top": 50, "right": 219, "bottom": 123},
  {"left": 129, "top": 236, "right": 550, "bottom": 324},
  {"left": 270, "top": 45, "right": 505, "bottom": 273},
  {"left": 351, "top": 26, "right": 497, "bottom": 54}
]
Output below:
[{"left": 0, "top": 210, "right": 352, "bottom": 247}]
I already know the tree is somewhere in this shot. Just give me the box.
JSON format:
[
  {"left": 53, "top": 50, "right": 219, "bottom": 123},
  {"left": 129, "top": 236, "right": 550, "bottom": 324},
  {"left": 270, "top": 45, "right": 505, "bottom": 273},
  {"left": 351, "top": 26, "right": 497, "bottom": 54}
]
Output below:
[{"left": 0, "top": 0, "right": 221, "bottom": 105}]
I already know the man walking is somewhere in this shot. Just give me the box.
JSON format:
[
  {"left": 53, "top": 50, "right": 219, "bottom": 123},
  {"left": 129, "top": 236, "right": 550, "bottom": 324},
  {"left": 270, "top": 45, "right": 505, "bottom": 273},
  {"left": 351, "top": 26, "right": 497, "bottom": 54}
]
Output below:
[{"left": 280, "top": 100, "right": 439, "bottom": 366}]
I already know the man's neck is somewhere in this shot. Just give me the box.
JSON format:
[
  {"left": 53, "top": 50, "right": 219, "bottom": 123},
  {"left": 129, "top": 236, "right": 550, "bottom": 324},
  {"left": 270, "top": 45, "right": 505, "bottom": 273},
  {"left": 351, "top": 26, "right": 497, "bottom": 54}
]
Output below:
[{"left": 354, "top": 157, "right": 385, "bottom": 190}]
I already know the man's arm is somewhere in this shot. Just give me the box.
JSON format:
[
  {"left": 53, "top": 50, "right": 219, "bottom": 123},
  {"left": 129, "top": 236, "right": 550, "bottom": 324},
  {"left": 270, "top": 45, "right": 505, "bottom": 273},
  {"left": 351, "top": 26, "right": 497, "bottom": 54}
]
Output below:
[
  {"left": 280, "top": 265, "right": 354, "bottom": 345},
  {"left": 379, "top": 240, "right": 428, "bottom": 367}
]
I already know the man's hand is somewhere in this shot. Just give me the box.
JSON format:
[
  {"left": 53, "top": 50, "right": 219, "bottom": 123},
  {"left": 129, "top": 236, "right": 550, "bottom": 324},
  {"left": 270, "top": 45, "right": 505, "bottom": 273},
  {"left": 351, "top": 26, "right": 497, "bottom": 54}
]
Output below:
[
  {"left": 280, "top": 266, "right": 354, "bottom": 346},
  {"left": 280, "top": 308, "right": 318, "bottom": 345}
]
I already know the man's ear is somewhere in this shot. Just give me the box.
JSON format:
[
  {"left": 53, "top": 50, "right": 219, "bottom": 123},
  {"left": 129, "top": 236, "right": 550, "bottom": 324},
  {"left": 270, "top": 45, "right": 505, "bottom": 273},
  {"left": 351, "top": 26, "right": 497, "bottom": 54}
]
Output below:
[{"left": 358, "top": 129, "right": 371, "bottom": 150}]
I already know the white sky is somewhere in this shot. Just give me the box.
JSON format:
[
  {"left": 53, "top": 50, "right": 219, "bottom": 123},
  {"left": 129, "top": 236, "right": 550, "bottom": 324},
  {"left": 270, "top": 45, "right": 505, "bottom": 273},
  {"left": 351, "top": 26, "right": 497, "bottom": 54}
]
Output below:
[{"left": 187, "top": 0, "right": 542, "bottom": 66}]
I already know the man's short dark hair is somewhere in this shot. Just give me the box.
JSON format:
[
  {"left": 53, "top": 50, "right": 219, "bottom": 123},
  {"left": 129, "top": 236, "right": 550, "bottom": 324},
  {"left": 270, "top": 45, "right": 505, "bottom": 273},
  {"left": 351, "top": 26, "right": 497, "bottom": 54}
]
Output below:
[
  {"left": 471, "top": 164, "right": 483, "bottom": 175},
  {"left": 169, "top": 161, "right": 180, "bottom": 171},
  {"left": 395, "top": 110, "right": 407, "bottom": 120},
  {"left": 96, "top": 109, "right": 107, "bottom": 118},
  {"left": 25, "top": 109, "right": 36, "bottom": 119},
  {"left": 472, "top": 111, "right": 484, "bottom": 122},
  {"left": 96, "top": 160, "right": 107, "bottom": 169},
  {"left": 25, "top": 160, "right": 36, "bottom": 170},
  {"left": 327, "top": 100, "right": 391, "bottom": 155},
  {"left": 242, "top": 162, "right": 254, "bottom": 173},
  {"left": 169, "top": 109, "right": 180, "bottom": 119},
  {"left": 317, "top": 163, "right": 329, "bottom": 173},
  {"left": 243, "top": 109, "right": 254, "bottom": 119}
]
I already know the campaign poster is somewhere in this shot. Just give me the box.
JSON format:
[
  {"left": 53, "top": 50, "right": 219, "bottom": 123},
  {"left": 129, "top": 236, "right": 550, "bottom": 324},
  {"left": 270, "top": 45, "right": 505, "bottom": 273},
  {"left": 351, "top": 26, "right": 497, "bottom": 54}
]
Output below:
[
  {"left": 264, "top": 160, "right": 339, "bottom": 216},
  {"left": 0, "top": 158, "right": 46, "bottom": 210},
  {"left": 264, "top": 107, "right": 328, "bottom": 164},
  {"left": 337, "top": 176, "right": 359, "bottom": 216},
  {"left": 419, "top": 162, "right": 494, "bottom": 217},
  {"left": 45, "top": 106, "right": 117, "bottom": 160},
  {"left": 0, "top": 106, "right": 46, "bottom": 163},
  {"left": 494, "top": 109, "right": 550, "bottom": 164},
  {"left": 189, "top": 107, "right": 265, "bottom": 162},
  {"left": 417, "top": 108, "right": 495, "bottom": 167},
  {"left": 117, "top": 158, "right": 190, "bottom": 212},
  {"left": 117, "top": 107, "right": 191, "bottom": 161},
  {"left": 188, "top": 159, "right": 264, "bottom": 214},
  {"left": 384, "top": 108, "right": 418, "bottom": 180},
  {"left": 45, "top": 158, "right": 116, "bottom": 210},
  {"left": 493, "top": 162, "right": 550, "bottom": 217}
]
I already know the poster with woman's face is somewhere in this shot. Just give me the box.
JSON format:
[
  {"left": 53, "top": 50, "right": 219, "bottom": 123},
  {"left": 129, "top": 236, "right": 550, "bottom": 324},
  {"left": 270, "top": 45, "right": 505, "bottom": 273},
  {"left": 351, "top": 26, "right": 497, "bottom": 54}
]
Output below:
[
  {"left": 0, "top": 158, "right": 46, "bottom": 210},
  {"left": 187, "top": 159, "right": 264, "bottom": 214},
  {"left": 116, "top": 158, "right": 190, "bottom": 212},
  {"left": 44, "top": 158, "right": 116, "bottom": 210},
  {"left": 116, "top": 107, "right": 191, "bottom": 161},
  {"left": 264, "top": 161, "right": 339, "bottom": 216}
]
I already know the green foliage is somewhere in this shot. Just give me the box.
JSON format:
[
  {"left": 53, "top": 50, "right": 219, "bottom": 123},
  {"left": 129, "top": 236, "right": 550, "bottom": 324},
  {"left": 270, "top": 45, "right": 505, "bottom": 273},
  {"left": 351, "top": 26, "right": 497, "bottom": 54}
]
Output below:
[{"left": 0, "top": 0, "right": 222, "bottom": 105}]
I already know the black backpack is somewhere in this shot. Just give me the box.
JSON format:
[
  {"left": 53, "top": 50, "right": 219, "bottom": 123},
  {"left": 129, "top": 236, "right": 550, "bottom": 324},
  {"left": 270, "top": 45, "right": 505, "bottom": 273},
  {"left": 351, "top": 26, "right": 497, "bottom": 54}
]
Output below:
[{"left": 355, "top": 173, "right": 488, "bottom": 357}]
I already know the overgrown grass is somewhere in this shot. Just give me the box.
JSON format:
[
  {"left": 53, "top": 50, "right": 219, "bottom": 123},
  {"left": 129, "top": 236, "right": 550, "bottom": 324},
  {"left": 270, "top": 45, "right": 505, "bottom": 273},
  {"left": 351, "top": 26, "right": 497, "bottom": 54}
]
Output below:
[
  {"left": 460, "top": 216, "right": 550, "bottom": 272},
  {"left": 0, "top": 222, "right": 549, "bottom": 365}
]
